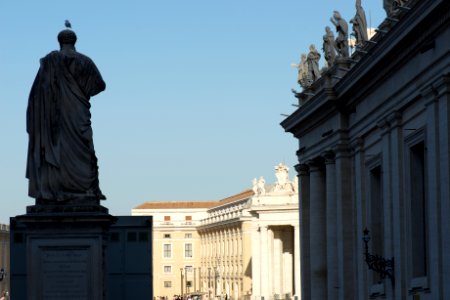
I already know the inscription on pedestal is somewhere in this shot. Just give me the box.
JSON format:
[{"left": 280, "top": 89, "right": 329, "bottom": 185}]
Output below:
[{"left": 41, "top": 247, "right": 89, "bottom": 299}]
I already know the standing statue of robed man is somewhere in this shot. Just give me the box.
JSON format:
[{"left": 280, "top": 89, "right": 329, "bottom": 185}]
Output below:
[{"left": 26, "top": 22, "right": 106, "bottom": 203}]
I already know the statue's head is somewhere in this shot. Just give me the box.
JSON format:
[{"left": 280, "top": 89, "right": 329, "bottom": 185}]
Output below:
[
  {"left": 57, "top": 20, "right": 77, "bottom": 48},
  {"left": 58, "top": 29, "right": 77, "bottom": 47},
  {"left": 333, "top": 11, "right": 341, "bottom": 20}
]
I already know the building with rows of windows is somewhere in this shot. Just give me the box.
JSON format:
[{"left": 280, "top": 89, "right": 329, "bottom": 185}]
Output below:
[
  {"left": 281, "top": 0, "right": 450, "bottom": 299},
  {"left": 132, "top": 163, "right": 299, "bottom": 300}
]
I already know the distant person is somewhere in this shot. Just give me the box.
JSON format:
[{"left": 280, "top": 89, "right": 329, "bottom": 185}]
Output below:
[{"left": 26, "top": 22, "right": 106, "bottom": 203}]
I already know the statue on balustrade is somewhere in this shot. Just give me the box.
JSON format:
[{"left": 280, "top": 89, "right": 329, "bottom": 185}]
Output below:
[
  {"left": 323, "top": 26, "right": 336, "bottom": 67},
  {"left": 307, "top": 44, "right": 321, "bottom": 82},
  {"left": 292, "top": 54, "right": 309, "bottom": 88},
  {"left": 26, "top": 21, "right": 106, "bottom": 204},
  {"left": 350, "top": 0, "right": 368, "bottom": 47},
  {"left": 384, "top": 0, "right": 409, "bottom": 16},
  {"left": 330, "top": 11, "right": 349, "bottom": 58}
]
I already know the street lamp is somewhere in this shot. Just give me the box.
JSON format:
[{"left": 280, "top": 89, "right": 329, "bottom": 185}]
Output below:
[
  {"left": 362, "top": 228, "right": 395, "bottom": 286},
  {"left": 180, "top": 268, "right": 184, "bottom": 298}
]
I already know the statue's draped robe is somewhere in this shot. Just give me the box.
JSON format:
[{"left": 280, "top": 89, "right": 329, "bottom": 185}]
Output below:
[
  {"left": 26, "top": 50, "right": 106, "bottom": 201},
  {"left": 354, "top": 5, "right": 368, "bottom": 44},
  {"left": 334, "top": 18, "right": 349, "bottom": 57}
]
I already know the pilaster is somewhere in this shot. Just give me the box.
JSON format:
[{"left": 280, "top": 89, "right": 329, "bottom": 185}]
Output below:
[
  {"left": 333, "top": 144, "right": 355, "bottom": 300},
  {"left": 323, "top": 150, "right": 338, "bottom": 299},
  {"left": 387, "top": 111, "right": 406, "bottom": 299},
  {"left": 307, "top": 159, "right": 327, "bottom": 300},
  {"left": 295, "top": 163, "right": 310, "bottom": 300},
  {"left": 350, "top": 137, "right": 367, "bottom": 299}
]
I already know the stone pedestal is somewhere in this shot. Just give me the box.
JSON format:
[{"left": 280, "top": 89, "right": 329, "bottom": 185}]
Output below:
[{"left": 12, "top": 203, "right": 116, "bottom": 300}]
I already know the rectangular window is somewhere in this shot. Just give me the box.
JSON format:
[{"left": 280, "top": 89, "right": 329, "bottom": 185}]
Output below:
[
  {"left": 164, "top": 216, "right": 171, "bottom": 221},
  {"left": 164, "top": 265, "right": 172, "bottom": 273},
  {"left": 185, "top": 265, "right": 193, "bottom": 272},
  {"left": 164, "top": 233, "right": 171, "bottom": 239},
  {"left": 185, "top": 233, "right": 192, "bottom": 239},
  {"left": 185, "top": 216, "right": 192, "bottom": 221},
  {"left": 163, "top": 244, "right": 172, "bottom": 258},
  {"left": 410, "top": 141, "right": 427, "bottom": 278},
  {"left": 164, "top": 281, "right": 172, "bottom": 288},
  {"left": 185, "top": 243, "right": 193, "bottom": 258}
]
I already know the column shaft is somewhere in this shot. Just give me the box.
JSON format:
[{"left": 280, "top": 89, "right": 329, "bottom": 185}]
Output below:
[
  {"left": 324, "top": 152, "right": 338, "bottom": 299},
  {"left": 295, "top": 163, "right": 310, "bottom": 300},
  {"left": 308, "top": 162, "right": 327, "bottom": 299}
]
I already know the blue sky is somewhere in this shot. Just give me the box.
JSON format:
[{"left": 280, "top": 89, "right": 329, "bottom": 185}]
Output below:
[{"left": 0, "top": 1, "right": 385, "bottom": 223}]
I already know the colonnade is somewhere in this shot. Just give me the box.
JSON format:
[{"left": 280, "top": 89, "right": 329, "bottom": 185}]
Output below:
[
  {"left": 199, "top": 226, "right": 244, "bottom": 300},
  {"left": 251, "top": 224, "right": 300, "bottom": 300},
  {"left": 295, "top": 148, "right": 354, "bottom": 300}
]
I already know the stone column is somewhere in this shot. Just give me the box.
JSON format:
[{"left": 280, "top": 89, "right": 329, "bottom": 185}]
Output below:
[
  {"left": 293, "top": 225, "right": 301, "bottom": 298},
  {"left": 377, "top": 119, "right": 393, "bottom": 297},
  {"left": 251, "top": 224, "right": 261, "bottom": 299},
  {"left": 334, "top": 144, "right": 355, "bottom": 299},
  {"left": 324, "top": 150, "right": 338, "bottom": 299},
  {"left": 295, "top": 163, "right": 310, "bottom": 300},
  {"left": 280, "top": 227, "right": 293, "bottom": 298},
  {"left": 435, "top": 77, "right": 450, "bottom": 299},
  {"left": 423, "top": 80, "right": 450, "bottom": 299},
  {"left": 307, "top": 159, "right": 327, "bottom": 299},
  {"left": 268, "top": 228, "right": 274, "bottom": 297},
  {"left": 351, "top": 138, "right": 367, "bottom": 299},
  {"left": 273, "top": 231, "right": 282, "bottom": 296},
  {"left": 260, "top": 225, "right": 269, "bottom": 298},
  {"left": 387, "top": 111, "right": 406, "bottom": 299}
]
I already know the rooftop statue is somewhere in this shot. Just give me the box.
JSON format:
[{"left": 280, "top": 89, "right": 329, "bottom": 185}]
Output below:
[
  {"left": 307, "top": 44, "right": 321, "bottom": 82},
  {"left": 384, "top": 0, "right": 393, "bottom": 16},
  {"left": 350, "top": 0, "right": 369, "bottom": 47},
  {"left": 323, "top": 26, "right": 336, "bottom": 67},
  {"left": 330, "top": 11, "right": 349, "bottom": 58},
  {"left": 292, "top": 54, "right": 309, "bottom": 88},
  {"left": 384, "top": 0, "right": 409, "bottom": 16},
  {"left": 274, "top": 163, "right": 296, "bottom": 193},
  {"left": 252, "top": 176, "right": 266, "bottom": 196},
  {"left": 26, "top": 21, "right": 106, "bottom": 203}
]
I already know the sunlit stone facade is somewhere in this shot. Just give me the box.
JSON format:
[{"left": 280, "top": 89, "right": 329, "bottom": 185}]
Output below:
[{"left": 132, "top": 164, "right": 299, "bottom": 300}]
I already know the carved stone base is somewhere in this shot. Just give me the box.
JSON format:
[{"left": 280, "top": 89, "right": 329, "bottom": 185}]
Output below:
[{"left": 12, "top": 211, "right": 116, "bottom": 300}]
